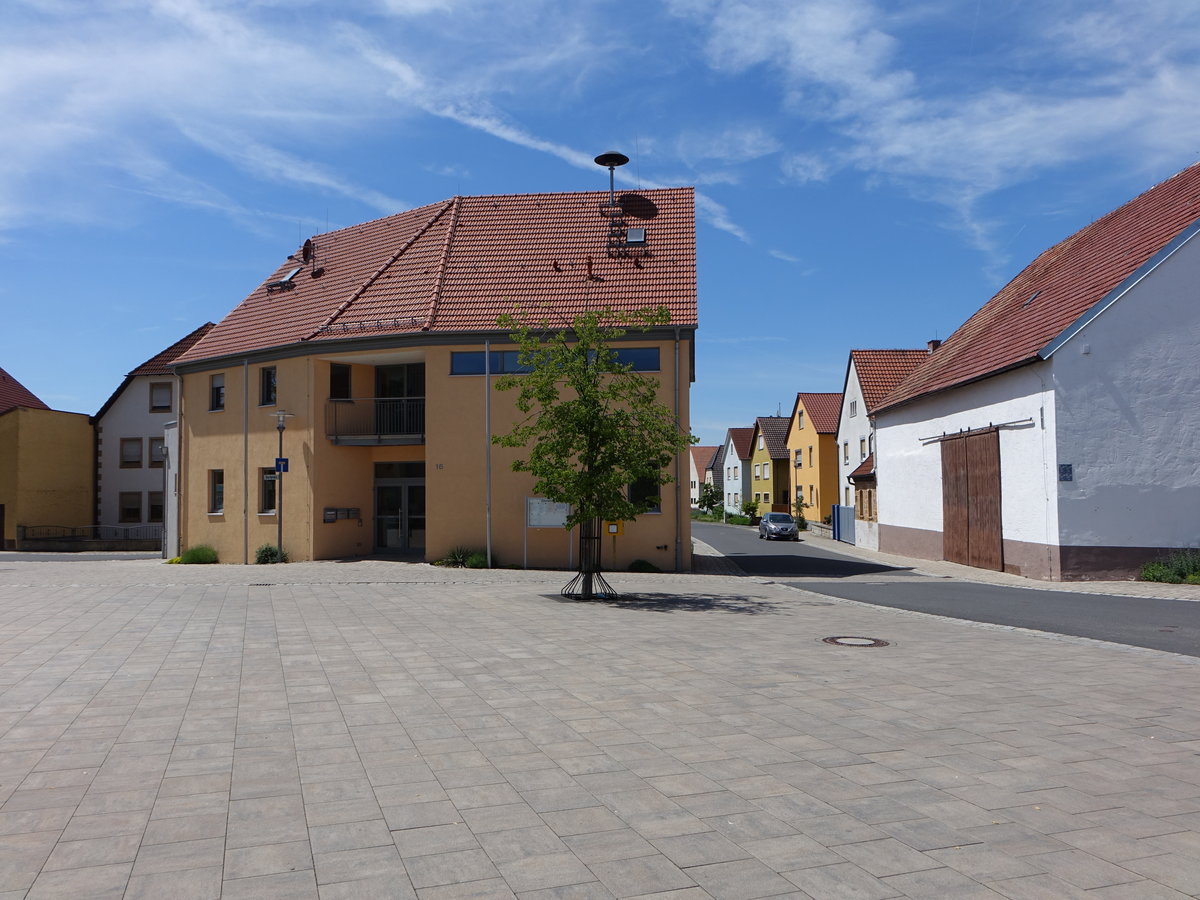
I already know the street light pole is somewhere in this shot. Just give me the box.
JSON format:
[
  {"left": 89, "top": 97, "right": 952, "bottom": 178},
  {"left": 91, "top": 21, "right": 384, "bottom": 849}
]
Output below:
[{"left": 273, "top": 409, "right": 294, "bottom": 562}]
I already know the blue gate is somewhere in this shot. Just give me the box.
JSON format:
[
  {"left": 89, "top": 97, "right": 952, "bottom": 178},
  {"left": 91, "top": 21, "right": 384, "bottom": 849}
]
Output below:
[{"left": 832, "top": 505, "right": 856, "bottom": 544}]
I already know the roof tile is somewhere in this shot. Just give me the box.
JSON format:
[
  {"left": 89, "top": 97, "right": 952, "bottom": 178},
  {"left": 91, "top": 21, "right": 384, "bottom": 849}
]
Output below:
[
  {"left": 178, "top": 189, "right": 696, "bottom": 364},
  {"left": 878, "top": 163, "right": 1200, "bottom": 411},
  {"left": 795, "top": 392, "right": 842, "bottom": 433},
  {"left": 851, "top": 350, "right": 930, "bottom": 412},
  {"left": 0, "top": 365, "right": 48, "bottom": 414}
]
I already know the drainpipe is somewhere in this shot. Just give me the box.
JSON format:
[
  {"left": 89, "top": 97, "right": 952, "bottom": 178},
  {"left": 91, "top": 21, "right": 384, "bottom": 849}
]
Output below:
[
  {"left": 674, "top": 328, "right": 682, "bottom": 572},
  {"left": 243, "top": 359, "right": 249, "bottom": 565},
  {"left": 485, "top": 340, "right": 493, "bottom": 567},
  {"left": 176, "top": 373, "right": 185, "bottom": 556}
]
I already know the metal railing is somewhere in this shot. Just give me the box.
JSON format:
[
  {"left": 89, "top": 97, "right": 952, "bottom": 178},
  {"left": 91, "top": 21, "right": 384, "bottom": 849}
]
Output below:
[
  {"left": 325, "top": 397, "right": 425, "bottom": 444},
  {"left": 18, "top": 524, "right": 164, "bottom": 541}
]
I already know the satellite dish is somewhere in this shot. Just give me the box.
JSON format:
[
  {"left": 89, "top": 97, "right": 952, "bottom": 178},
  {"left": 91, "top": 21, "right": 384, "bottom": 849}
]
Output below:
[{"left": 302, "top": 239, "right": 314, "bottom": 263}]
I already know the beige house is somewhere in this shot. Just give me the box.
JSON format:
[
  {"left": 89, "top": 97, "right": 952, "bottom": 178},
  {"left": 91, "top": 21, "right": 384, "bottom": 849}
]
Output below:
[{"left": 172, "top": 188, "right": 697, "bottom": 569}]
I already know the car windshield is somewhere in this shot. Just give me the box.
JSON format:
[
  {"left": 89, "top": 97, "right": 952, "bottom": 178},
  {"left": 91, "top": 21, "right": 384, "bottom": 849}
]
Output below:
[{"left": 765, "top": 514, "right": 794, "bottom": 523}]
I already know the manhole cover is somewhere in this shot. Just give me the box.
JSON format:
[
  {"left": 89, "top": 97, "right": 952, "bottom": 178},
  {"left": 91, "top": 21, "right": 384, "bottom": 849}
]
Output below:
[{"left": 823, "top": 636, "right": 890, "bottom": 647}]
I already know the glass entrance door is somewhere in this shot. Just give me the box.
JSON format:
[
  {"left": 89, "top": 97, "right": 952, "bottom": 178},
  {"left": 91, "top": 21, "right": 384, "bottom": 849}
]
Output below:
[{"left": 374, "top": 481, "right": 425, "bottom": 552}]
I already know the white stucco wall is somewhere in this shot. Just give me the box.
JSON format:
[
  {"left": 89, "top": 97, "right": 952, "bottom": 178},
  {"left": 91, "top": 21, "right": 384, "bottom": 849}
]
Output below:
[
  {"left": 874, "top": 366, "right": 1058, "bottom": 546},
  {"left": 1049, "top": 233, "right": 1200, "bottom": 548},
  {"left": 720, "top": 434, "right": 750, "bottom": 514},
  {"left": 836, "top": 360, "right": 870, "bottom": 509},
  {"left": 96, "top": 374, "right": 174, "bottom": 528}
]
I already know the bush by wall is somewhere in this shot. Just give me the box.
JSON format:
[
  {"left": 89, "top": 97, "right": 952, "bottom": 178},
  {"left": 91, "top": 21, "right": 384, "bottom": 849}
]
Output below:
[
  {"left": 1140, "top": 549, "right": 1200, "bottom": 583},
  {"left": 255, "top": 544, "right": 288, "bottom": 564},
  {"left": 179, "top": 545, "right": 218, "bottom": 564}
]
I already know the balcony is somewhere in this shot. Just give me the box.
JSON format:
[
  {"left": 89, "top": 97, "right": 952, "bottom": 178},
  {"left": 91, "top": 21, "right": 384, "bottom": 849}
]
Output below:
[{"left": 326, "top": 397, "right": 425, "bottom": 445}]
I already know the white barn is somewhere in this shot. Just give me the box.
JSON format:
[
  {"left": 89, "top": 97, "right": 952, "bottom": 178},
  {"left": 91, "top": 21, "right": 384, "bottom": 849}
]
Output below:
[{"left": 873, "top": 165, "right": 1200, "bottom": 580}]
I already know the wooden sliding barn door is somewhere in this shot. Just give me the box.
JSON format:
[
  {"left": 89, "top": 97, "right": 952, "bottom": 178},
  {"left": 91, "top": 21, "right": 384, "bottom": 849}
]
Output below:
[{"left": 940, "top": 430, "right": 1003, "bottom": 571}]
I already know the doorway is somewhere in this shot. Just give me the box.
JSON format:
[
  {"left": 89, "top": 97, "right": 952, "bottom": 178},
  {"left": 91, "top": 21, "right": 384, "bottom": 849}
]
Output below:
[
  {"left": 374, "top": 462, "right": 425, "bottom": 553},
  {"left": 941, "top": 430, "right": 1003, "bottom": 571}
]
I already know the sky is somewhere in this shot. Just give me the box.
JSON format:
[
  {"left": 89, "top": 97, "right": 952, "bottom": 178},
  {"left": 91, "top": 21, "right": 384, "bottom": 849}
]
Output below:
[{"left": 4, "top": 0, "right": 1200, "bottom": 447}]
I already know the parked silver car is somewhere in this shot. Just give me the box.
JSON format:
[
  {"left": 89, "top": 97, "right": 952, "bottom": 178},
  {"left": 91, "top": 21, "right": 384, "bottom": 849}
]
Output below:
[{"left": 758, "top": 512, "right": 799, "bottom": 541}]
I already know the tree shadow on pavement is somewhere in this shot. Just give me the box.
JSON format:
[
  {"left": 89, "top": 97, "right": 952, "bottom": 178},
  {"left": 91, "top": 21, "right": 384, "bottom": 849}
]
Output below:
[{"left": 548, "top": 593, "right": 782, "bottom": 614}]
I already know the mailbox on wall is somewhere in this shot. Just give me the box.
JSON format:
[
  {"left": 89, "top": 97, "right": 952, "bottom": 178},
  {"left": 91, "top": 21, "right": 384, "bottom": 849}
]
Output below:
[{"left": 323, "top": 507, "right": 361, "bottom": 523}]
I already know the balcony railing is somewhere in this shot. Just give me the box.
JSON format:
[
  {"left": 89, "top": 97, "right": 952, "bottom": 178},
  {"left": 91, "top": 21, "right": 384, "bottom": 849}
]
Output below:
[{"left": 326, "top": 397, "right": 425, "bottom": 445}]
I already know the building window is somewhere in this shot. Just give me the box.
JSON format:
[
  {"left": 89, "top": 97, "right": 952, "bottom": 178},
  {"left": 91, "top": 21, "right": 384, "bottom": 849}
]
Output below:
[
  {"left": 843, "top": 442, "right": 849, "bottom": 464},
  {"left": 209, "top": 374, "right": 225, "bottom": 411},
  {"left": 809, "top": 485, "right": 815, "bottom": 505},
  {"left": 849, "top": 400, "right": 857, "bottom": 417},
  {"left": 149, "top": 437, "right": 165, "bottom": 469},
  {"left": 259, "top": 468, "right": 277, "bottom": 514},
  {"left": 845, "top": 486, "right": 851, "bottom": 505},
  {"left": 209, "top": 470, "right": 224, "bottom": 514},
  {"left": 796, "top": 411, "right": 804, "bottom": 430},
  {"left": 808, "top": 446, "right": 813, "bottom": 467},
  {"left": 763, "top": 464, "right": 770, "bottom": 480},
  {"left": 148, "top": 492, "right": 164, "bottom": 524},
  {"left": 629, "top": 471, "right": 661, "bottom": 514},
  {"left": 754, "top": 464, "right": 760, "bottom": 479},
  {"left": 118, "top": 492, "right": 141, "bottom": 524},
  {"left": 450, "top": 347, "right": 659, "bottom": 376},
  {"left": 757, "top": 435, "right": 764, "bottom": 450},
  {"left": 149, "top": 382, "right": 172, "bottom": 413},
  {"left": 119, "top": 438, "right": 142, "bottom": 468},
  {"left": 794, "top": 449, "right": 802, "bottom": 468},
  {"left": 860, "top": 438, "right": 867, "bottom": 460},
  {"left": 260, "top": 366, "right": 277, "bottom": 406},
  {"left": 330, "top": 363, "right": 351, "bottom": 400}
]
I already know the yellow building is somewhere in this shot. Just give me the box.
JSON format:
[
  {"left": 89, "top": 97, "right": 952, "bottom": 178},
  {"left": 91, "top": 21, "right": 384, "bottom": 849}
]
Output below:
[
  {"left": 173, "top": 188, "right": 697, "bottom": 570},
  {"left": 785, "top": 392, "right": 842, "bottom": 523},
  {"left": 748, "top": 416, "right": 790, "bottom": 513},
  {"left": 0, "top": 368, "right": 93, "bottom": 548}
]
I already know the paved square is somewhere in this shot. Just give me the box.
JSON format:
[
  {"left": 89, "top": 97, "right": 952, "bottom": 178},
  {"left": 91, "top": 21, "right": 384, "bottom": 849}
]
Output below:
[{"left": 1, "top": 557, "right": 1198, "bottom": 898}]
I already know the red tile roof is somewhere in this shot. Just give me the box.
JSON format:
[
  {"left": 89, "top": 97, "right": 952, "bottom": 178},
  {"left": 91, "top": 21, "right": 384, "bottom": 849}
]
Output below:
[
  {"left": 0, "top": 365, "right": 49, "bottom": 414},
  {"left": 755, "top": 416, "right": 791, "bottom": 459},
  {"left": 849, "top": 453, "right": 875, "bottom": 480},
  {"left": 878, "top": 163, "right": 1200, "bottom": 412},
  {"left": 95, "top": 323, "right": 216, "bottom": 421},
  {"left": 726, "top": 426, "right": 754, "bottom": 461},
  {"left": 795, "top": 392, "right": 841, "bottom": 434},
  {"left": 850, "top": 350, "right": 930, "bottom": 412},
  {"left": 177, "top": 188, "right": 696, "bottom": 365},
  {"left": 131, "top": 323, "right": 214, "bottom": 376},
  {"left": 690, "top": 445, "right": 718, "bottom": 474}
]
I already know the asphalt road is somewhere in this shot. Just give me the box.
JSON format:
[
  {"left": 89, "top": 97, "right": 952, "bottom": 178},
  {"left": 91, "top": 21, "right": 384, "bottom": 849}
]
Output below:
[{"left": 693, "top": 521, "right": 1200, "bottom": 657}]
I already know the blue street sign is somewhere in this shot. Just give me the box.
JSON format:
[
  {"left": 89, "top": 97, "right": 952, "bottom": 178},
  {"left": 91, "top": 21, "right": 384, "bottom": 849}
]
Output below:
[{"left": 276, "top": 458, "right": 289, "bottom": 473}]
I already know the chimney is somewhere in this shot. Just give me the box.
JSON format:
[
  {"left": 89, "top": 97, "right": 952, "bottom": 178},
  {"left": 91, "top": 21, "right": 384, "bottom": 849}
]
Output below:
[{"left": 927, "top": 339, "right": 941, "bottom": 353}]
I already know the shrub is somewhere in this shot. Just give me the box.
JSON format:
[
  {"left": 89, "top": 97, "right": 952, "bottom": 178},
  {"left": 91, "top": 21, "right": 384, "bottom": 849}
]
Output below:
[
  {"left": 725, "top": 514, "right": 751, "bottom": 526},
  {"left": 255, "top": 544, "right": 288, "bottom": 564},
  {"left": 628, "top": 558, "right": 661, "bottom": 573},
  {"left": 740, "top": 499, "right": 760, "bottom": 520},
  {"left": 179, "top": 544, "right": 218, "bottom": 564},
  {"left": 440, "top": 546, "right": 475, "bottom": 567},
  {"left": 465, "top": 552, "right": 489, "bottom": 569},
  {"left": 1140, "top": 549, "right": 1200, "bottom": 583},
  {"left": 165, "top": 557, "right": 182, "bottom": 565}
]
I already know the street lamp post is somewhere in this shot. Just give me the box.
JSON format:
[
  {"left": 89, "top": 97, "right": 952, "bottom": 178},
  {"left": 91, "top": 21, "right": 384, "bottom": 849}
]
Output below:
[{"left": 272, "top": 410, "right": 294, "bottom": 562}]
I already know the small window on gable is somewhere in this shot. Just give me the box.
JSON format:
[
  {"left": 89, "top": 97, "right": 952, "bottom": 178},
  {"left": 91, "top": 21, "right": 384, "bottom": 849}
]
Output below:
[
  {"left": 796, "top": 411, "right": 804, "bottom": 430},
  {"left": 149, "top": 382, "right": 172, "bottom": 413},
  {"left": 757, "top": 435, "right": 764, "bottom": 450},
  {"left": 260, "top": 366, "right": 277, "bottom": 406},
  {"left": 210, "top": 374, "right": 225, "bottom": 411},
  {"left": 849, "top": 400, "right": 857, "bottom": 417}
]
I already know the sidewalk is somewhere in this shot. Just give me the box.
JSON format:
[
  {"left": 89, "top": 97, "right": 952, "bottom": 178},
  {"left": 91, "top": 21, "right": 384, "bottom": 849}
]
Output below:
[
  {"left": 696, "top": 521, "right": 1200, "bottom": 602},
  {"left": 0, "top": 557, "right": 1198, "bottom": 898}
]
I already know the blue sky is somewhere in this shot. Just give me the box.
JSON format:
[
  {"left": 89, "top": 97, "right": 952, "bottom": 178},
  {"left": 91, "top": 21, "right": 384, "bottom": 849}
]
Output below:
[{"left": 4, "top": 0, "right": 1199, "bottom": 446}]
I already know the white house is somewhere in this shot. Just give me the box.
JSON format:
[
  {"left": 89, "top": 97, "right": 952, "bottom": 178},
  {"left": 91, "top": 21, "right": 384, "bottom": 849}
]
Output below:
[
  {"left": 688, "top": 445, "right": 718, "bottom": 506},
  {"left": 873, "top": 163, "right": 1200, "bottom": 580},
  {"left": 720, "top": 426, "right": 753, "bottom": 514},
  {"left": 834, "top": 349, "right": 928, "bottom": 548},
  {"left": 93, "top": 324, "right": 212, "bottom": 542}
]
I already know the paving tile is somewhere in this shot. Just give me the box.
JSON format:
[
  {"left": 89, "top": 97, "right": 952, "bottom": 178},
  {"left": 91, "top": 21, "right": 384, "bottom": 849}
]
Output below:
[
  {"left": 394, "top": 823, "right": 481, "bottom": 858},
  {"left": 124, "top": 866, "right": 223, "bottom": 900},
  {"left": 140, "top": 812, "right": 227, "bottom": 845},
  {"left": 564, "top": 828, "right": 658, "bottom": 864},
  {"left": 416, "top": 876, "right": 515, "bottom": 900},
  {"left": 25, "top": 861, "right": 133, "bottom": 900},
  {"left": 405, "top": 848, "right": 501, "bottom": 888},
  {"left": 42, "top": 832, "right": 142, "bottom": 870},
  {"left": 782, "top": 861, "right": 902, "bottom": 899},
  {"left": 223, "top": 869, "right": 321, "bottom": 899},
  {"left": 588, "top": 855, "right": 696, "bottom": 896},
  {"left": 225, "top": 840, "right": 315, "bottom": 880},
  {"left": 132, "top": 837, "right": 226, "bottom": 876},
  {"left": 500, "top": 852, "right": 611, "bottom": 894},
  {"left": 462, "top": 802, "right": 545, "bottom": 833},
  {"left": 685, "top": 859, "right": 800, "bottom": 900},
  {"left": 313, "top": 844, "right": 408, "bottom": 885},
  {"left": 476, "top": 826, "right": 570, "bottom": 864}
]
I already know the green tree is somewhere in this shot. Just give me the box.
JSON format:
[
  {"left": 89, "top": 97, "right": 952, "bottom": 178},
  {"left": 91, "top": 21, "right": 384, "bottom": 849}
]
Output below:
[
  {"left": 698, "top": 482, "right": 720, "bottom": 515},
  {"left": 492, "top": 307, "right": 695, "bottom": 599}
]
